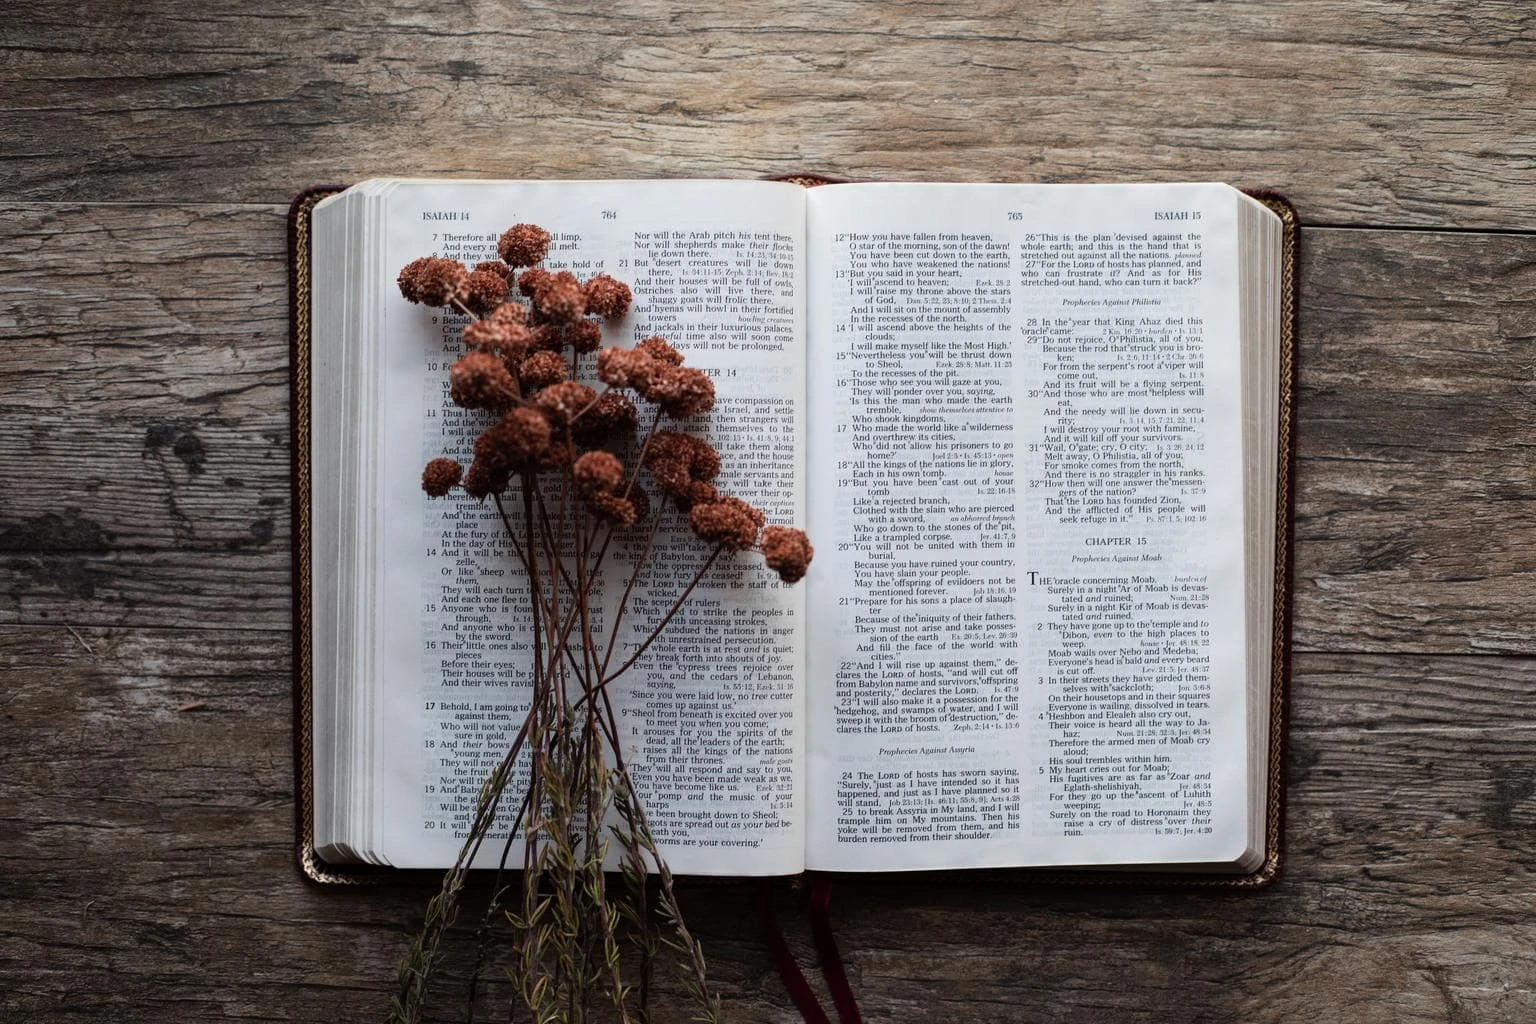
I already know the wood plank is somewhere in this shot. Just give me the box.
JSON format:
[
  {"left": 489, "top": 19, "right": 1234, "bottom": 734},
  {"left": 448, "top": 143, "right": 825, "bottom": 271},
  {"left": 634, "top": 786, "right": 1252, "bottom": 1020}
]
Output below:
[
  {"left": 0, "top": 203, "right": 292, "bottom": 628},
  {"left": 1, "top": 2, "right": 1533, "bottom": 227},
  {"left": 5, "top": 203, "right": 1535, "bottom": 648},
  {"left": 4, "top": 629, "right": 1535, "bottom": 1021},
  {"left": 1292, "top": 227, "right": 1536, "bottom": 654}
]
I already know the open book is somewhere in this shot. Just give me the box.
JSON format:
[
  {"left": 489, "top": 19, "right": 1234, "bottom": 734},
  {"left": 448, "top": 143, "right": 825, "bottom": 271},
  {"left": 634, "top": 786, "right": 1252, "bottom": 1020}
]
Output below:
[{"left": 294, "top": 178, "right": 1294, "bottom": 884}]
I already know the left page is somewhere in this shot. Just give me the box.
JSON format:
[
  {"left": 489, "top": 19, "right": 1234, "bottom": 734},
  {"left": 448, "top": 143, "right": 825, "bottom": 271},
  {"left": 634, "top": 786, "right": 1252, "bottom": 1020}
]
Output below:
[{"left": 355, "top": 180, "right": 809, "bottom": 875}]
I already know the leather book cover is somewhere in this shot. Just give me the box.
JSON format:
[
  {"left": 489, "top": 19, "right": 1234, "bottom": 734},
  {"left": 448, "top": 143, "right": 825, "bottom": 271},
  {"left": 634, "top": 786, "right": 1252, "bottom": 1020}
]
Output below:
[{"left": 287, "top": 180, "right": 1299, "bottom": 888}]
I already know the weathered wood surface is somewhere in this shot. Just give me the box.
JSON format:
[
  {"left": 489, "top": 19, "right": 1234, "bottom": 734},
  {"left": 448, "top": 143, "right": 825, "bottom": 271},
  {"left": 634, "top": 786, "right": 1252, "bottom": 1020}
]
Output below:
[
  {"left": 1, "top": 1, "right": 1534, "bottom": 228},
  {"left": 4, "top": 206, "right": 1533, "bottom": 650},
  {"left": 5, "top": 630, "right": 1536, "bottom": 1022},
  {"left": 5, "top": 0, "right": 1536, "bottom": 1020}
]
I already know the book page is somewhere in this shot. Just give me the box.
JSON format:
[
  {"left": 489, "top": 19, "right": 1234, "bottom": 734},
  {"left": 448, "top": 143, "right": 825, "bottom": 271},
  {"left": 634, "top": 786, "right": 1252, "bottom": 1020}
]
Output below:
[
  {"left": 804, "top": 183, "right": 1252, "bottom": 871},
  {"left": 362, "top": 180, "right": 808, "bottom": 875}
]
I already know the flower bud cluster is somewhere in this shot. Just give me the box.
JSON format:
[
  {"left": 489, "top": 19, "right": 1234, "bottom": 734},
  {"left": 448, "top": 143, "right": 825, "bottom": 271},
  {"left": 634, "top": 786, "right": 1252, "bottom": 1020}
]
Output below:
[{"left": 404, "top": 223, "right": 812, "bottom": 583}]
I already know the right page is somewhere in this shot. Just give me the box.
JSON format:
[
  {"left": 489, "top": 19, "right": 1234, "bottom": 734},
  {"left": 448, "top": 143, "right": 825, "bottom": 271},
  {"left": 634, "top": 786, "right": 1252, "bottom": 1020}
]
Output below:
[{"left": 804, "top": 183, "right": 1260, "bottom": 872}]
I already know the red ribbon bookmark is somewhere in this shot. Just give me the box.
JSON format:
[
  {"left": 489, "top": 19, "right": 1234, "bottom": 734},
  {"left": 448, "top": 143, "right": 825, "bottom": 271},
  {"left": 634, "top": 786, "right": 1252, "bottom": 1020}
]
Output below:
[{"left": 759, "top": 877, "right": 864, "bottom": 1024}]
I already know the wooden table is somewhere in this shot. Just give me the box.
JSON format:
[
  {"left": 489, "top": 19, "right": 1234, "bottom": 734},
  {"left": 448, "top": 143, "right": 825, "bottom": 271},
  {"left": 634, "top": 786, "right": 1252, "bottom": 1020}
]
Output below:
[{"left": 4, "top": 2, "right": 1534, "bottom": 1020}]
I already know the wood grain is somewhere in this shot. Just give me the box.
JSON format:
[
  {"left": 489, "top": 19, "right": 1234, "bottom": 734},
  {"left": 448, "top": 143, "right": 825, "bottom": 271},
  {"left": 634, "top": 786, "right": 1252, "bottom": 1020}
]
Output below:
[
  {"left": 6, "top": 2, "right": 1536, "bottom": 1017},
  {"left": 1292, "top": 227, "right": 1536, "bottom": 654},
  {"left": 5, "top": 205, "right": 1534, "bottom": 649},
  {"left": 1, "top": 1, "right": 1533, "bottom": 228},
  {"left": 3, "top": 631, "right": 1535, "bottom": 1022},
  {"left": 0, "top": 204, "right": 292, "bottom": 630}
]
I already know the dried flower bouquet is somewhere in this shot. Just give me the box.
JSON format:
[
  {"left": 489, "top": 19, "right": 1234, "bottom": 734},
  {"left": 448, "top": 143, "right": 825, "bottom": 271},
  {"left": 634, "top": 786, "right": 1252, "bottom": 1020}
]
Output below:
[{"left": 386, "top": 224, "right": 811, "bottom": 1023}]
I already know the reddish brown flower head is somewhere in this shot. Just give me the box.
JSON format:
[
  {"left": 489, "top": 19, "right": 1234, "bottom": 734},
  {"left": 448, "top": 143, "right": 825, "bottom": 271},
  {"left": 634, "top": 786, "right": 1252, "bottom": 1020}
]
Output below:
[
  {"left": 641, "top": 431, "right": 720, "bottom": 504},
  {"left": 689, "top": 496, "right": 765, "bottom": 550},
  {"left": 644, "top": 365, "right": 715, "bottom": 417},
  {"left": 450, "top": 351, "right": 518, "bottom": 410},
  {"left": 398, "top": 257, "right": 468, "bottom": 307},
  {"left": 473, "top": 260, "right": 515, "bottom": 284},
  {"left": 488, "top": 301, "right": 528, "bottom": 325},
  {"left": 583, "top": 274, "right": 633, "bottom": 321},
  {"left": 532, "top": 380, "right": 598, "bottom": 427},
  {"left": 527, "top": 324, "right": 564, "bottom": 352},
  {"left": 538, "top": 439, "right": 577, "bottom": 472},
  {"left": 421, "top": 458, "right": 463, "bottom": 497},
  {"left": 684, "top": 480, "right": 719, "bottom": 507},
  {"left": 572, "top": 390, "right": 638, "bottom": 445},
  {"left": 498, "top": 224, "right": 551, "bottom": 268},
  {"left": 627, "top": 483, "right": 651, "bottom": 522},
  {"left": 463, "top": 318, "right": 534, "bottom": 365},
  {"left": 397, "top": 257, "right": 435, "bottom": 302},
  {"left": 686, "top": 439, "right": 721, "bottom": 481},
  {"left": 643, "top": 430, "right": 697, "bottom": 468},
  {"left": 477, "top": 407, "right": 552, "bottom": 471},
  {"left": 595, "top": 347, "right": 656, "bottom": 391},
  {"left": 586, "top": 492, "right": 640, "bottom": 527},
  {"left": 567, "top": 318, "right": 603, "bottom": 354},
  {"left": 461, "top": 268, "right": 510, "bottom": 316},
  {"left": 760, "top": 526, "right": 814, "bottom": 583},
  {"left": 572, "top": 450, "right": 625, "bottom": 495},
  {"left": 646, "top": 457, "right": 691, "bottom": 499},
  {"left": 636, "top": 335, "right": 685, "bottom": 366},
  {"left": 518, "top": 266, "right": 552, "bottom": 299},
  {"left": 532, "top": 271, "right": 586, "bottom": 325},
  {"left": 461, "top": 458, "right": 511, "bottom": 499},
  {"left": 518, "top": 350, "right": 568, "bottom": 390}
]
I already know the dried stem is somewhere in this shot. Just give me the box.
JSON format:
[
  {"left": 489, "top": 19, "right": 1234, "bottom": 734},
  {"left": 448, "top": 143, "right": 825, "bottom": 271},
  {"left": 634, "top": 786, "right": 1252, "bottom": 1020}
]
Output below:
[{"left": 393, "top": 229, "right": 811, "bottom": 1023}]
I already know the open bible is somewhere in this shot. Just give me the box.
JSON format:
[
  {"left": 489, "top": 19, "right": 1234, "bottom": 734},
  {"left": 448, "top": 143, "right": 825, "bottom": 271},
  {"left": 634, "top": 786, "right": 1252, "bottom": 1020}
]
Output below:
[{"left": 293, "top": 178, "right": 1294, "bottom": 884}]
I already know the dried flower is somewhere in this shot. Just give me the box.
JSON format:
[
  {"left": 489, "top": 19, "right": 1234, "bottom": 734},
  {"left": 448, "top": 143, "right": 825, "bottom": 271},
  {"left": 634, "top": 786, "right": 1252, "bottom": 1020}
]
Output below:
[
  {"left": 474, "top": 260, "right": 515, "bottom": 284},
  {"left": 643, "top": 430, "right": 698, "bottom": 467},
  {"left": 533, "top": 380, "right": 597, "bottom": 427},
  {"left": 421, "top": 458, "right": 463, "bottom": 497},
  {"left": 450, "top": 351, "right": 519, "bottom": 410},
  {"left": 398, "top": 256, "right": 468, "bottom": 307},
  {"left": 461, "top": 268, "right": 510, "bottom": 316},
  {"left": 686, "top": 439, "right": 721, "bottom": 481},
  {"left": 533, "top": 271, "right": 586, "bottom": 325},
  {"left": 596, "top": 347, "right": 656, "bottom": 391},
  {"left": 587, "top": 492, "right": 640, "bottom": 527},
  {"left": 518, "top": 350, "right": 568, "bottom": 390},
  {"left": 572, "top": 390, "right": 638, "bottom": 446},
  {"left": 688, "top": 496, "right": 765, "bottom": 550},
  {"left": 684, "top": 480, "right": 720, "bottom": 507},
  {"left": 566, "top": 318, "right": 603, "bottom": 354},
  {"left": 461, "top": 458, "right": 511, "bottom": 500},
  {"left": 498, "top": 223, "right": 551, "bottom": 268},
  {"left": 395, "top": 222, "right": 811, "bottom": 1024},
  {"left": 646, "top": 457, "right": 691, "bottom": 500},
  {"left": 518, "top": 266, "right": 552, "bottom": 299},
  {"left": 760, "top": 526, "right": 814, "bottom": 583},
  {"left": 642, "top": 431, "right": 722, "bottom": 506},
  {"left": 476, "top": 407, "right": 552, "bottom": 472},
  {"left": 572, "top": 450, "right": 625, "bottom": 495},
  {"left": 537, "top": 438, "right": 577, "bottom": 472},
  {"left": 488, "top": 301, "right": 528, "bottom": 325},
  {"left": 627, "top": 482, "right": 652, "bottom": 521},
  {"left": 645, "top": 365, "right": 716, "bottom": 417},
  {"left": 397, "top": 257, "right": 434, "bottom": 302},
  {"left": 463, "top": 318, "right": 534, "bottom": 365},
  {"left": 527, "top": 324, "right": 564, "bottom": 353},
  {"left": 636, "top": 335, "right": 685, "bottom": 366},
  {"left": 583, "top": 274, "right": 632, "bottom": 320}
]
